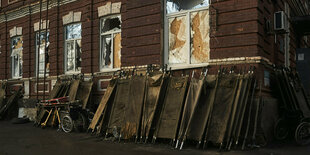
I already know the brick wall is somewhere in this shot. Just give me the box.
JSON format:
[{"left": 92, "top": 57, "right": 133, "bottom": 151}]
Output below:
[{"left": 0, "top": 0, "right": 308, "bottom": 100}]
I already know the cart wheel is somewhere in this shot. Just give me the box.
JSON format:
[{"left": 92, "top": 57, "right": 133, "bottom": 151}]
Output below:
[
  {"left": 274, "top": 118, "right": 289, "bottom": 140},
  {"left": 295, "top": 122, "right": 310, "bottom": 145},
  {"left": 74, "top": 112, "right": 87, "bottom": 132},
  {"left": 61, "top": 114, "right": 74, "bottom": 133}
]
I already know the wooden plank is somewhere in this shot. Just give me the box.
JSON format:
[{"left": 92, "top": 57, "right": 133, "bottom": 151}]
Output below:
[{"left": 88, "top": 79, "right": 117, "bottom": 132}]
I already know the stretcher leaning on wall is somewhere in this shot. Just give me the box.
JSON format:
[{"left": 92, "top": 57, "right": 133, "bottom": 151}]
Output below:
[{"left": 35, "top": 76, "right": 93, "bottom": 133}]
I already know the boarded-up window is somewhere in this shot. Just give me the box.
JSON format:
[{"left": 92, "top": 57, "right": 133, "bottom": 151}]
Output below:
[
  {"left": 166, "top": 1, "right": 210, "bottom": 65},
  {"left": 11, "top": 36, "right": 23, "bottom": 78},
  {"left": 100, "top": 15, "right": 121, "bottom": 70},
  {"left": 64, "top": 23, "right": 82, "bottom": 73},
  {"left": 36, "top": 31, "right": 49, "bottom": 76}
]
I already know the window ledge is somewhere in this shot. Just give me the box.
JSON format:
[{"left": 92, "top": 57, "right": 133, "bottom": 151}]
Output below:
[
  {"left": 95, "top": 68, "right": 120, "bottom": 75},
  {"left": 167, "top": 63, "right": 209, "bottom": 71},
  {"left": 11, "top": 77, "right": 22, "bottom": 80},
  {"left": 64, "top": 71, "right": 81, "bottom": 75}
]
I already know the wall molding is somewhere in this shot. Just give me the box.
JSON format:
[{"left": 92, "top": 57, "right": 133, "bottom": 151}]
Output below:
[
  {"left": 0, "top": 0, "right": 79, "bottom": 23},
  {"left": 9, "top": 26, "right": 22, "bottom": 37},
  {"left": 34, "top": 20, "right": 49, "bottom": 32},
  {"left": 62, "top": 11, "right": 81, "bottom": 25},
  {"left": 98, "top": 2, "right": 121, "bottom": 18}
]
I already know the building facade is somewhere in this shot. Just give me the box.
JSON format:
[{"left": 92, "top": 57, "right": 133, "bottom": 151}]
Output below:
[{"left": 0, "top": 0, "right": 309, "bottom": 104}]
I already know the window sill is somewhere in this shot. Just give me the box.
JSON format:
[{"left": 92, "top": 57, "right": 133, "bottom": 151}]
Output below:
[
  {"left": 64, "top": 71, "right": 81, "bottom": 75},
  {"left": 10, "top": 76, "right": 22, "bottom": 80},
  {"left": 94, "top": 68, "right": 120, "bottom": 76},
  {"left": 167, "top": 63, "right": 209, "bottom": 71}
]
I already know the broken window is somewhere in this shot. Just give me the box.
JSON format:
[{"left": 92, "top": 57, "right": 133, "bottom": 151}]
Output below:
[
  {"left": 11, "top": 36, "right": 23, "bottom": 78},
  {"left": 166, "top": 0, "right": 210, "bottom": 65},
  {"left": 36, "top": 31, "right": 49, "bottom": 77},
  {"left": 166, "top": 0, "right": 209, "bottom": 14},
  {"left": 100, "top": 15, "right": 121, "bottom": 70},
  {"left": 65, "top": 23, "right": 82, "bottom": 73}
]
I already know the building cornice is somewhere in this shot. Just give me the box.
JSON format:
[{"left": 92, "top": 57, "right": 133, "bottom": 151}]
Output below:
[{"left": 0, "top": 0, "right": 79, "bottom": 23}]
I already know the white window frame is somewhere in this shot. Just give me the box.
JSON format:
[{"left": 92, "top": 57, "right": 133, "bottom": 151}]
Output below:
[
  {"left": 164, "top": 0, "right": 210, "bottom": 69},
  {"left": 99, "top": 14, "right": 122, "bottom": 72},
  {"left": 64, "top": 23, "right": 82, "bottom": 74},
  {"left": 35, "top": 31, "right": 49, "bottom": 77},
  {"left": 11, "top": 36, "right": 23, "bottom": 79}
]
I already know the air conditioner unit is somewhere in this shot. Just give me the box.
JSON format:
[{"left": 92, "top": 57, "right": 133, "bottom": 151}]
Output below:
[{"left": 274, "top": 11, "right": 286, "bottom": 31}]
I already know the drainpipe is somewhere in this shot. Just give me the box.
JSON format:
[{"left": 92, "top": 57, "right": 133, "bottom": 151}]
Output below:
[
  {"left": 28, "top": 6, "right": 32, "bottom": 97},
  {"left": 36, "top": 0, "right": 43, "bottom": 100},
  {"left": 43, "top": 0, "right": 50, "bottom": 101},
  {"left": 91, "top": 0, "right": 94, "bottom": 75},
  {"left": 56, "top": 0, "right": 60, "bottom": 77},
  {"left": 4, "top": 12, "right": 8, "bottom": 80}
]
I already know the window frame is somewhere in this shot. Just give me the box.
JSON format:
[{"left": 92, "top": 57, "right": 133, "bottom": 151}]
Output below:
[
  {"left": 64, "top": 23, "right": 82, "bottom": 74},
  {"left": 11, "top": 35, "right": 23, "bottom": 79},
  {"left": 99, "top": 14, "right": 122, "bottom": 72},
  {"left": 164, "top": 0, "right": 210, "bottom": 69},
  {"left": 35, "top": 31, "right": 49, "bottom": 77}
]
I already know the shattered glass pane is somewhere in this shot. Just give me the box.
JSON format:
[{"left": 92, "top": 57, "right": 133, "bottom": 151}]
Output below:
[
  {"left": 12, "top": 36, "right": 23, "bottom": 50},
  {"left": 190, "top": 10, "right": 209, "bottom": 64},
  {"left": 11, "top": 36, "right": 23, "bottom": 77},
  {"left": 101, "top": 35, "right": 112, "bottom": 68},
  {"left": 168, "top": 16, "right": 188, "bottom": 64},
  {"left": 65, "top": 23, "right": 82, "bottom": 72},
  {"left": 101, "top": 16, "right": 121, "bottom": 34},
  {"left": 167, "top": 0, "right": 209, "bottom": 14},
  {"left": 13, "top": 56, "right": 19, "bottom": 77},
  {"left": 66, "top": 23, "right": 82, "bottom": 40},
  {"left": 36, "top": 31, "right": 49, "bottom": 75},
  {"left": 76, "top": 40, "right": 82, "bottom": 71},
  {"left": 66, "top": 41, "right": 75, "bottom": 72},
  {"left": 36, "top": 31, "right": 49, "bottom": 45}
]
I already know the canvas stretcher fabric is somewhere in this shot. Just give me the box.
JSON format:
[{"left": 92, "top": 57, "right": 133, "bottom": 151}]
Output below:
[
  {"left": 154, "top": 76, "right": 188, "bottom": 140},
  {"left": 140, "top": 73, "right": 167, "bottom": 140},
  {"left": 122, "top": 76, "right": 146, "bottom": 140},
  {"left": 106, "top": 79, "right": 131, "bottom": 136},
  {"left": 89, "top": 79, "right": 117, "bottom": 131},
  {"left": 178, "top": 77, "right": 204, "bottom": 141},
  {"left": 186, "top": 75, "right": 217, "bottom": 142},
  {"left": 76, "top": 80, "right": 93, "bottom": 109},
  {"left": 206, "top": 74, "right": 239, "bottom": 144}
]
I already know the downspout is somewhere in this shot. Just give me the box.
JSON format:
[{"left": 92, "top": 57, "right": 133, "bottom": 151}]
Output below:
[
  {"left": 160, "top": 0, "right": 165, "bottom": 68},
  {"left": 91, "top": 0, "right": 94, "bottom": 75},
  {"left": 36, "top": 0, "right": 43, "bottom": 100},
  {"left": 56, "top": 0, "right": 60, "bottom": 77},
  {"left": 4, "top": 12, "right": 8, "bottom": 80},
  {"left": 28, "top": 6, "right": 32, "bottom": 97},
  {"left": 43, "top": 0, "right": 50, "bottom": 101}
]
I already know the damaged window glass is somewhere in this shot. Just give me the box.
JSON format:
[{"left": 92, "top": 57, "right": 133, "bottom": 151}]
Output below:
[
  {"left": 65, "top": 23, "right": 82, "bottom": 73},
  {"left": 100, "top": 15, "right": 122, "bottom": 70},
  {"left": 101, "top": 17, "right": 121, "bottom": 33},
  {"left": 11, "top": 36, "right": 23, "bottom": 78},
  {"left": 166, "top": 0, "right": 209, "bottom": 14},
  {"left": 166, "top": 0, "right": 210, "bottom": 65},
  {"left": 36, "top": 31, "right": 49, "bottom": 76},
  {"left": 66, "top": 23, "right": 82, "bottom": 40}
]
